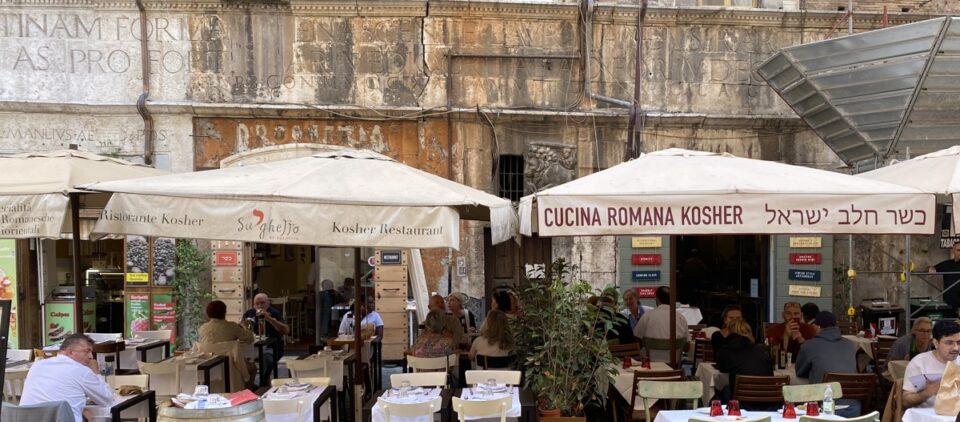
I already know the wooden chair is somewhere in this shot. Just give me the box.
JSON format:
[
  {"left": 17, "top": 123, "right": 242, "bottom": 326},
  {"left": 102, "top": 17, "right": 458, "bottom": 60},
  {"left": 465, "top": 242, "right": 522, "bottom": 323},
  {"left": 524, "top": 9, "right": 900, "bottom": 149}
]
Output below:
[
  {"left": 610, "top": 343, "right": 643, "bottom": 361},
  {"left": 628, "top": 369, "right": 683, "bottom": 419},
  {"left": 822, "top": 373, "right": 878, "bottom": 413},
  {"left": 451, "top": 396, "right": 512, "bottom": 422},
  {"left": 837, "top": 321, "right": 859, "bottom": 335},
  {"left": 782, "top": 382, "right": 842, "bottom": 403},
  {"left": 636, "top": 380, "right": 703, "bottom": 421},
  {"left": 694, "top": 339, "right": 714, "bottom": 365},
  {"left": 870, "top": 337, "right": 896, "bottom": 397},
  {"left": 2, "top": 369, "right": 28, "bottom": 403},
  {"left": 731, "top": 375, "right": 790, "bottom": 409},
  {"left": 475, "top": 354, "right": 516, "bottom": 369},
  {"left": 262, "top": 398, "right": 305, "bottom": 422},
  {"left": 33, "top": 348, "right": 57, "bottom": 359},
  {"left": 465, "top": 370, "right": 521, "bottom": 386},
  {"left": 391, "top": 372, "right": 447, "bottom": 388},
  {"left": 378, "top": 396, "right": 442, "bottom": 422},
  {"left": 801, "top": 410, "right": 879, "bottom": 422}
]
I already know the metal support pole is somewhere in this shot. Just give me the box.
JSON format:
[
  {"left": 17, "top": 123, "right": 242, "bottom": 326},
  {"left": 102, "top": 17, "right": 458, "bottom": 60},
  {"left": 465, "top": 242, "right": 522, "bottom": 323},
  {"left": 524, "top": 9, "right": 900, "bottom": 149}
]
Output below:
[
  {"left": 353, "top": 247, "right": 363, "bottom": 422},
  {"left": 848, "top": 0, "right": 853, "bottom": 35},
  {"left": 70, "top": 193, "right": 84, "bottom": 334},
  {"left": 905, "top": 235, "right": 912, "bottom": 335}
]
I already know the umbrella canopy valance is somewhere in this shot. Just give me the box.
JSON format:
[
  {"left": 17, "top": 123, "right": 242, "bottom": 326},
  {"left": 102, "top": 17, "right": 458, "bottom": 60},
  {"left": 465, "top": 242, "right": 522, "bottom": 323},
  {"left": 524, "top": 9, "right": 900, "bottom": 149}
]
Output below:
[
  {"left": 858, "top": 145, "right": 960, "bottom": 228},
  {"left": 519, "top": 148, "right": 935, "bottom": 236},
  {"left": 83, "top": 149, "right": 518, "bottom": 249},
  {"left": 0, "top": 150, "right": 166, "bottom": 238}
]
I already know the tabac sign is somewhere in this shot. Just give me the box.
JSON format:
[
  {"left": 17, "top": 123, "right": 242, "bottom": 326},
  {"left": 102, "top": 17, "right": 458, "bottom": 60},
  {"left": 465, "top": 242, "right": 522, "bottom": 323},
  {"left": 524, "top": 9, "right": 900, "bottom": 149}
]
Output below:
[{"left": 534, "top": 194, "right": 933, "bottom": 235}]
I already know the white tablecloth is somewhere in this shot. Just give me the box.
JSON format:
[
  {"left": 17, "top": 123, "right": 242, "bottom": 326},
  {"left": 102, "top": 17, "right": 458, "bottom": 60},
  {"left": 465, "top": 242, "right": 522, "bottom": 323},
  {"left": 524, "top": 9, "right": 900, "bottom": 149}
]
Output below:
[
  {"left": 903, "top": 407, "right": 954, "bottom": 422},
  {"left": 460, "top": 387, "right": 521, "bottom": 420},
  {"left": 653, "top": 409, "right": 847, "bottom": 422},
  {"left": 86, "top": 393, "right": 150, "bottom": 421},
  {"left": 613, "top": 362, "right": 674, "bottom": 410},
  {"left": 841, "top": 335, "right": 876, "bottom": 359},
  {"left": 262, "top": 385, "right": 330, "bottom": 422},
  {"left": 371, "top": 388, "right": 444, "bottom": 422}
]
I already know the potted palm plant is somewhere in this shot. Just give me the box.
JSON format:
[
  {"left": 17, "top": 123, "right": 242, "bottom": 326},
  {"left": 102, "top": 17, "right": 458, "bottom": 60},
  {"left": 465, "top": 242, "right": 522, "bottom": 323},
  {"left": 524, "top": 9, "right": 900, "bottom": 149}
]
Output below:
[{"left": 511, "top": 258, "right": 617, "bottom": 420}]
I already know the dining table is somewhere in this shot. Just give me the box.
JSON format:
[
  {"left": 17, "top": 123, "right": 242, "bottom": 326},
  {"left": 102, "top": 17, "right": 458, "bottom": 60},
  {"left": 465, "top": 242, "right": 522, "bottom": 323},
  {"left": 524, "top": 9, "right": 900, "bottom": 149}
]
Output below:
[
  {"left": 903, "top": 407, "right": 956, "bottom": 422},
  {"left": 86, "top": 390, "right": 157, "bottom": 422},
  {"left": 653, "top": 408, "right": 849, "bottom": 422},
  {"left": 261, "top": 382, "right": 337, "bottom": 422},
  {"left": 118, "top": 337, "right": 170, "bottom": 371},
  {"left": 364, "top": 387, "right": 451, "bottom": 422}
]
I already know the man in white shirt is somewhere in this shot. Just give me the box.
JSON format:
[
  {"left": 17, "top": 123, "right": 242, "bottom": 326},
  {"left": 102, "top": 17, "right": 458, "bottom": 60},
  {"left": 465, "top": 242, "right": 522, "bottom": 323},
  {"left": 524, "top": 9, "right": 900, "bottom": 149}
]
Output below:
[
  {"left": 20, "top": 333, "right": 114, "bottom": 422},
  {"left": 338, "top": 296, "right": 384, "bottom": 339},
  {"left": 633, "top": 286, "right": 689, "bottom": 363},
  {"left": 903, "top": 319, "right": 960, "bottom": 408}
]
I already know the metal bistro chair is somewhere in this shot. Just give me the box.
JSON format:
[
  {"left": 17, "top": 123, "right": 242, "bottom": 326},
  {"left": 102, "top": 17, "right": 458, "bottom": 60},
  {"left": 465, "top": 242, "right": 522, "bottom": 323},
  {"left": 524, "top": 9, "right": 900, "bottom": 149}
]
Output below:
[
  {"left": 782, "top": 382, "right": 843, "bottom": 404},
  {"left": 627, "top": 369, "right": 683, "bottom": 421},
  {"left": 451, "top": 396, "right": 512, "bottom": 422},
  {"left": 801, "top": 411, "right": 879, "bottom": 422}
]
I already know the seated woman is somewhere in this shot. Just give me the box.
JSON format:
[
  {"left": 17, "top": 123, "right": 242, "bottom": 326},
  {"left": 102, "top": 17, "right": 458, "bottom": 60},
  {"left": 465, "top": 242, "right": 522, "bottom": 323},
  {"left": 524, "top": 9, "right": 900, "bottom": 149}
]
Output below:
[
  {"left": 889, "top": 317, "right": 933, "bottom": 361},
  {"left": 715, "top": 319, "right": 773, "bottom": 408},
  {"left": 198, "top": 300, "right": 255, "bottom": 344},
  {"left": 411, "top": 310, "right": 456, "bottom": 358},
  {"left": 469, "top": 310, "right": 515, "bottom": 368}
]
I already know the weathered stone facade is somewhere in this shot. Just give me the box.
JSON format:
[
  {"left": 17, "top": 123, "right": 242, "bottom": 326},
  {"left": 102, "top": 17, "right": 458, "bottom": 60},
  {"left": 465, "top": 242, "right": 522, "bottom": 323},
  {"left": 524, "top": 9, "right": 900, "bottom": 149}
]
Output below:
[{"left": 1, "top": 0, "right": 957, "bottom": 320}]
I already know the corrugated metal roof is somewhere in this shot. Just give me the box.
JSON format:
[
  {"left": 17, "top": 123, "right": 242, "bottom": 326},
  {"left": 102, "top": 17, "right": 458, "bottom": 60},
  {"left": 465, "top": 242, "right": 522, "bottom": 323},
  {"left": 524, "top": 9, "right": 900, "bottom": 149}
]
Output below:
[{"left": 757, "top": 17, "right": 960, "bottom": 166}]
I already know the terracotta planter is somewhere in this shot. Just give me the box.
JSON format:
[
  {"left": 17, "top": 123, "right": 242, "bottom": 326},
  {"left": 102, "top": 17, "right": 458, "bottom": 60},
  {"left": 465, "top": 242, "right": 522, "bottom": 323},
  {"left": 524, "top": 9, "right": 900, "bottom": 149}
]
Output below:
[
  {"left": 538, "top": 408, "right": 562, "bottom": 417},
  {"left": 539, "top": 416, "right": 584, "bottom": 422}
]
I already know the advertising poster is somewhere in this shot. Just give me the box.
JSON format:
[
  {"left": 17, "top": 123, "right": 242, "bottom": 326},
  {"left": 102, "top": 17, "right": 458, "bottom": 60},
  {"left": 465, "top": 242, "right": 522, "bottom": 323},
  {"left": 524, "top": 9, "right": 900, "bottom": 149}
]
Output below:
[
  {"left": 153, "top": 238, "right": 175, "bottom": 286},
  {"left": 125, "top": 235, "right": 149, "bottom": 286},
  {"left": 45, "top": 302, "right": 73, "bottom": 346},
  {"left": 151, "top": 292, "right": 176, "bottom": 342},
  {"left": 126, "top": 293, "right": 151, "bottom": 338},
  {"left": 0, "top": 239, "right": 18, "bottom": 348}
]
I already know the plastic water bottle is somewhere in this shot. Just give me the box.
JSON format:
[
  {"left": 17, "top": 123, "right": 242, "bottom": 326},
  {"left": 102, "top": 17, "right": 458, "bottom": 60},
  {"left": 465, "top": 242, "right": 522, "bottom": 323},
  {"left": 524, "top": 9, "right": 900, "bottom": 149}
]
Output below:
[
  {"left": 823, "top": 384, "right": 835, "bottom": 415},
  {"left": 103, "top": 355, "right": 115, "bottom": 376}
]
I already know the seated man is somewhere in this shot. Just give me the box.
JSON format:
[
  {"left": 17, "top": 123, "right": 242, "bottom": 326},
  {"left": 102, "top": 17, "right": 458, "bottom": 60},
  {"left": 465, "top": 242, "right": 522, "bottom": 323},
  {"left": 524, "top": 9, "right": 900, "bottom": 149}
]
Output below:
[
  {"left": 795, "top": 311, "right": 858, "bottom": 383},
  {"left": 801, "top": 302, "right": 819, "bottom": 325},
  {"left": 711, "top": 305, "right": 742, "bottom": 351},
  {"left": 338, "top": 296, "right": 385, "bottom": 339},
  {"left": 242, "top": 293, "right": 289, "bottom": 385},
  {"left": 633, "top": 286, "right": 689, "bottom": 363},
  {"left": 20, "top": 334, "right": 114, "bottom": 422},
  {"left": 903, "top": 319, "right": 960, "bottom": 409},
  {"left": 765, "top": 302, "right": 816, "bottom": 362}
]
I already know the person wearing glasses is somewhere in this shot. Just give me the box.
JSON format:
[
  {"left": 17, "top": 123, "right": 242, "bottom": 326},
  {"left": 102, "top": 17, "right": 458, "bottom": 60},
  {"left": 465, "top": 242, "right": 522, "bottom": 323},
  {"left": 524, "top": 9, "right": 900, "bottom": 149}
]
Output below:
[
  {"left": 902, "top": 319, "right": 960, "bottom": 408},
  {"left": 20, "top": 334, "right": 114, "bottom": 422},
  {"left": 889, "top": 317, "right": 934, "bottom": 361}
]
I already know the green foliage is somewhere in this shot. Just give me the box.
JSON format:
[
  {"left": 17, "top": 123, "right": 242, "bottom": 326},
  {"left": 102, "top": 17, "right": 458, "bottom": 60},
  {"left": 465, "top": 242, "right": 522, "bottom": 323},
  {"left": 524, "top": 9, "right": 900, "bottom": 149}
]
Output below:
[
  {"left": 511, "top": 258, "right": 618, "bottom": 416},
  {"left": 833, "top": 265, "right": 852, "bottom": 319},
  {"left": 173, "top": 239, "right": 213, "bottom": 350}
]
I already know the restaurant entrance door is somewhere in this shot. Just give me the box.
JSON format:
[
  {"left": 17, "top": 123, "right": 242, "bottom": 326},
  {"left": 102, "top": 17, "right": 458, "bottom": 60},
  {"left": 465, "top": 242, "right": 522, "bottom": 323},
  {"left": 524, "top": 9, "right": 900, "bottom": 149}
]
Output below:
[{"left": 676, "top": 235, "right": 767, "bottom": 332}]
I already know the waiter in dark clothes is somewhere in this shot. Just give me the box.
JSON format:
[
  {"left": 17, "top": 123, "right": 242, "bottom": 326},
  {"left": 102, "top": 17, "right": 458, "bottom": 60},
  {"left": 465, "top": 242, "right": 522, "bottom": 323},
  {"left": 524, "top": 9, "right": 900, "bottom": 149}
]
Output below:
[{"left": 929, "top": 241, "right": 960, "bottom": 311}]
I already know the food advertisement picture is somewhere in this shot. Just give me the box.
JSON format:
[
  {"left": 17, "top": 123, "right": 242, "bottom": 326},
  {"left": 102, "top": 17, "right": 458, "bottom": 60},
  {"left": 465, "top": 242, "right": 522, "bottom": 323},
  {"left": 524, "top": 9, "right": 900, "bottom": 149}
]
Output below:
[
  {"left": 153, "top": 238, "right": 175, "bottom": 286},
  {"left": 126, "top": 293, "right": 150, "bottom": 338},
  {"left": 151, "top": 292, "right": 176, "bottom": 341},
  {"left": 0, "top": 239, "right": 18, "bottom": 348},
  {"left": 46, "top": 302, "right": 73, "bottom": 345},
  {"left": 125, "top": 235, "right": 149, "bottom": 285}
]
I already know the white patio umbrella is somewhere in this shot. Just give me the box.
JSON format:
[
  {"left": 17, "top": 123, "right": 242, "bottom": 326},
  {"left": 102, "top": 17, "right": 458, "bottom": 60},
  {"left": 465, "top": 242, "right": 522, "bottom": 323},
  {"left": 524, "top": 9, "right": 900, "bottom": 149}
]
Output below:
[
  {"left": 84, "top": 149, "right": 517, "bottom": 248},
  {"left": 519, "top": 148, "right": 936, "bottom": 365},
  {"left": 82, "top": 148, "right": 517, "bottom": 414},
  {"left": 0, "top": 150, "right": 166, "bottom": 336}
]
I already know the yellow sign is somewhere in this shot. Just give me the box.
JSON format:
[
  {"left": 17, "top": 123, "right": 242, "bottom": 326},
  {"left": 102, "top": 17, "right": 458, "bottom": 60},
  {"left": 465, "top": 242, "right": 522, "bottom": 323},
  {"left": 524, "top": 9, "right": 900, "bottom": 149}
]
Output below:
[
  {"left": 125, "top": 273, "right": 149, "bottom": 283},
  {"left": 631, "top": 237, "right": 662, "bottom": 248},
  {"left": 788, "top": 285, "right": 822, "bottom": 297},
  {"left": 789, "top": 237, "right": 822, "bottom": 248}
]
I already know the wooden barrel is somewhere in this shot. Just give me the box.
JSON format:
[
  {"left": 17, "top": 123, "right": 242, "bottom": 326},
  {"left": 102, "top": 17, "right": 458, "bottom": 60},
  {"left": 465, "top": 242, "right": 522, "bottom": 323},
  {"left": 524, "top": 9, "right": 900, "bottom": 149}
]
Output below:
[{"left": 158, "top": 400, "right": 264, "bottom": 422}]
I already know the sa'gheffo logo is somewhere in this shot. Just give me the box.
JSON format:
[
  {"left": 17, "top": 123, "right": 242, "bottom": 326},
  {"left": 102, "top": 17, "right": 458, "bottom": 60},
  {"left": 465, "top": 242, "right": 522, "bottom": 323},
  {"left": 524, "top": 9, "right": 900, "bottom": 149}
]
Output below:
[{"left": 237, "top": 208, "right": 301, "bottom": 239}]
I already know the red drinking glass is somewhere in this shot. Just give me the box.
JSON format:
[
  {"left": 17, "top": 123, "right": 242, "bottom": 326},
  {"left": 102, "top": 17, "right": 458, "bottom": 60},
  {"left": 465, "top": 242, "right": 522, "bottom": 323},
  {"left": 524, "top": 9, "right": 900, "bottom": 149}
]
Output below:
[
  {"left": 727, "top": 400, "right": 741, "bottom": 416},
  {"left": 622, "top": 357, "right": 632, "bottom": 369},
  {"left": 806, "top": 402, "right": 820, "bottom": 417},
  {"left": 783, "top": 402, "right": 797, "bottom": 419},
  {"left": 641, "top": 357, "right": 651, "bottom": 369},
  {"left": 709, "top": 400, "right": 724, "bottom": 417}
]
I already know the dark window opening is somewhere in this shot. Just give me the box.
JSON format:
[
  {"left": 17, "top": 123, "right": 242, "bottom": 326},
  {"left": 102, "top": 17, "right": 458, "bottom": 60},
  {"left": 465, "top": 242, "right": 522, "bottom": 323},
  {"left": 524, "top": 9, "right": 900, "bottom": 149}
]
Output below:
[
  {"left": 901, "top": 7, "right": 910, "bottom": 12},
  {"left": 498, "top": 155, "right": 524, "bottom": 202},
  {"left": 837, "top": 6, "right": 846, "bottom": 11}
]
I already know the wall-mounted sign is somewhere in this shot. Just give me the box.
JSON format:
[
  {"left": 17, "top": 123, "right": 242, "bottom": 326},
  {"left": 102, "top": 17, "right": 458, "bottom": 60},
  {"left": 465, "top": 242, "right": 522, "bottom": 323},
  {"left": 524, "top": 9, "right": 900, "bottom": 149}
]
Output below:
[
  {"left": 631, "top": 254, "right": 662, "bottom": 266},
  {"left": 125, "top": 273, "right": 149, "bottom": 284},
  {"left": 214, "top": 251, "right": 240, "bottom": 266},
  {"left": 789, "top": 253, "right": 822, "bottom": 265},
  {"left": 788, "top": 285, "right": 822, "bottom": 297},
  {"left": 631, "top": 237, "right": 662, "bottom": 248},
  {"left": 631, "top": 271, "right": 661, "bottom": 282},
  {"left": 635, "top": 286, "right": 658, "bottom": 298},
  {"left": 380, "top": 250, "right": 403, "bottom": 265},
  {"left": 789, "top": 269, "right": 821, "bottom": 282},
  {"left": 789, "top": 237, "right": 822, "bottom": 248}
]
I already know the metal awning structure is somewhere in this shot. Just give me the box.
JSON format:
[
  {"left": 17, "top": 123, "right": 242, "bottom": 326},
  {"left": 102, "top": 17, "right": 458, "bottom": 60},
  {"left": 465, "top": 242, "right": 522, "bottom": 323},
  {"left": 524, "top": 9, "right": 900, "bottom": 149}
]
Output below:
[{"left": 757, "top": 17, "right": 960, "bottom": 167}]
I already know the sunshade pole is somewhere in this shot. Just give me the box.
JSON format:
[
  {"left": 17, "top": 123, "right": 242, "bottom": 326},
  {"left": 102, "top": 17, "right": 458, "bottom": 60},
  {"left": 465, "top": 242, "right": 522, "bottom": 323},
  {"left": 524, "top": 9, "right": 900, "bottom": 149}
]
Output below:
[
  {"left": 905, "top": 235, "right": 912, "bottom": 334},
  {"left": 70, "top": 193, "right": 83, "bottom": 334},
  {"left": 669, "top": 236, "right": 677, "bottom": 368},
  {"left": 353, "top": 247, "right": 362, "bottom": 422}
]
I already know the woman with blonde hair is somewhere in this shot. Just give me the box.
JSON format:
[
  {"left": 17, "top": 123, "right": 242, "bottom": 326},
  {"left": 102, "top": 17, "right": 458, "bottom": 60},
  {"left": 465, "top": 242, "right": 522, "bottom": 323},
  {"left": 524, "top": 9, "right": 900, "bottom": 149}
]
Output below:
[
  {"left": 715, "top": 319, "right": 772, "bottom": 405},
  {"left": 889, "top": 316, "right": 933, "bottom": 360},
  {"left": 469, "top": 310, "right": 515, "bottom": 367}
]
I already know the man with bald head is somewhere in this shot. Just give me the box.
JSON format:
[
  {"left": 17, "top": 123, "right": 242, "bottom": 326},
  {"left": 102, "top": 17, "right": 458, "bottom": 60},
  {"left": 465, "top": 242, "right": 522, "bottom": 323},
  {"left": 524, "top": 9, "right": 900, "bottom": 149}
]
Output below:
[
  {"left": 429, "top": 294, "right": 467, "bottom": 349},
  {"left": 243, "top": 293, "right": 289, "bottom": 384}
]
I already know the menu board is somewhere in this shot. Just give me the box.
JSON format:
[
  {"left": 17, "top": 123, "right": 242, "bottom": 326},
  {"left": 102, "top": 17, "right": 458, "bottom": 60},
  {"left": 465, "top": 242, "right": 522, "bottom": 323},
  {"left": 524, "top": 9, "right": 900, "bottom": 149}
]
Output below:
[
  {"left": 153, "top": 238, "right": 175, "bottom": 286},
  {"left": 151, "top": 292, "right": 176, "bottom": 341},
  {"left": 125, "top": 235, "right": 149, "bottom": 285},
  {"left": 0, "top": 239, "right": 18, "bottom": 348},
  {"left": 126, "top": 293, "right": 151, "bottom": 338}
]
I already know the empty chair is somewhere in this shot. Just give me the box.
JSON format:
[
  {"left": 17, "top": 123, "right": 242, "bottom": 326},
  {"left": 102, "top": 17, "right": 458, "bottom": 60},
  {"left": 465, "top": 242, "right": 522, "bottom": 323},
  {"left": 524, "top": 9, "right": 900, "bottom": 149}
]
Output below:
[
  {"left": 391, "top": 372, "right": 447, "bottom": 388},
  {"left": 3, "top": 369, "right": 28, "bottom": 403},
  {"left": 800, "top": 410, "right": 879, "bottom": 422},
  {"left": 1, "top": 400, "right": 74, "bottom": 422},
  {"left": 286, "top": 357, "right": 329, "bottom": 379},
  {"left": 732, "top": 375, "right": 790, "bottom": 410},
  {"left": 694, "top": 338, "right": 714, "bottom": 365},
  {"left": 610, "top": 343, "right": 643, "bottom": 361},
  {"left": 7, "top": 349, "right": 32, "bottom": 363},
  {"left": 635, "top": 380, "right": 703, "bottom": 421},
  {"left": 407, "top": 354, "right": 458, "bottom": 372},
  {"left": 822, "top": 372, "right": 877, "bottom": 415},
  {"left": 262, "top": 398, "right": 305, "bottom": 422},
  {"left": 628, "top": 369, "right": 684, "bottom": 417},
  {"left": 465, "top": 370, "right": 521, "bottom": 386},
  {"left": 837, "top": 320, "right": 859, "bottom": 336},
  {"left": 138, "top": 359, "right": 183, "bottom": 398},
  {"left": 451, "top": 396, "right": 512, "bottom": 422},
  {"left": 783, "top": 382, "right": 843, "bottom": 403},
  {"left": 378, "top": 396, "right": 442, "bottom": 422}
]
